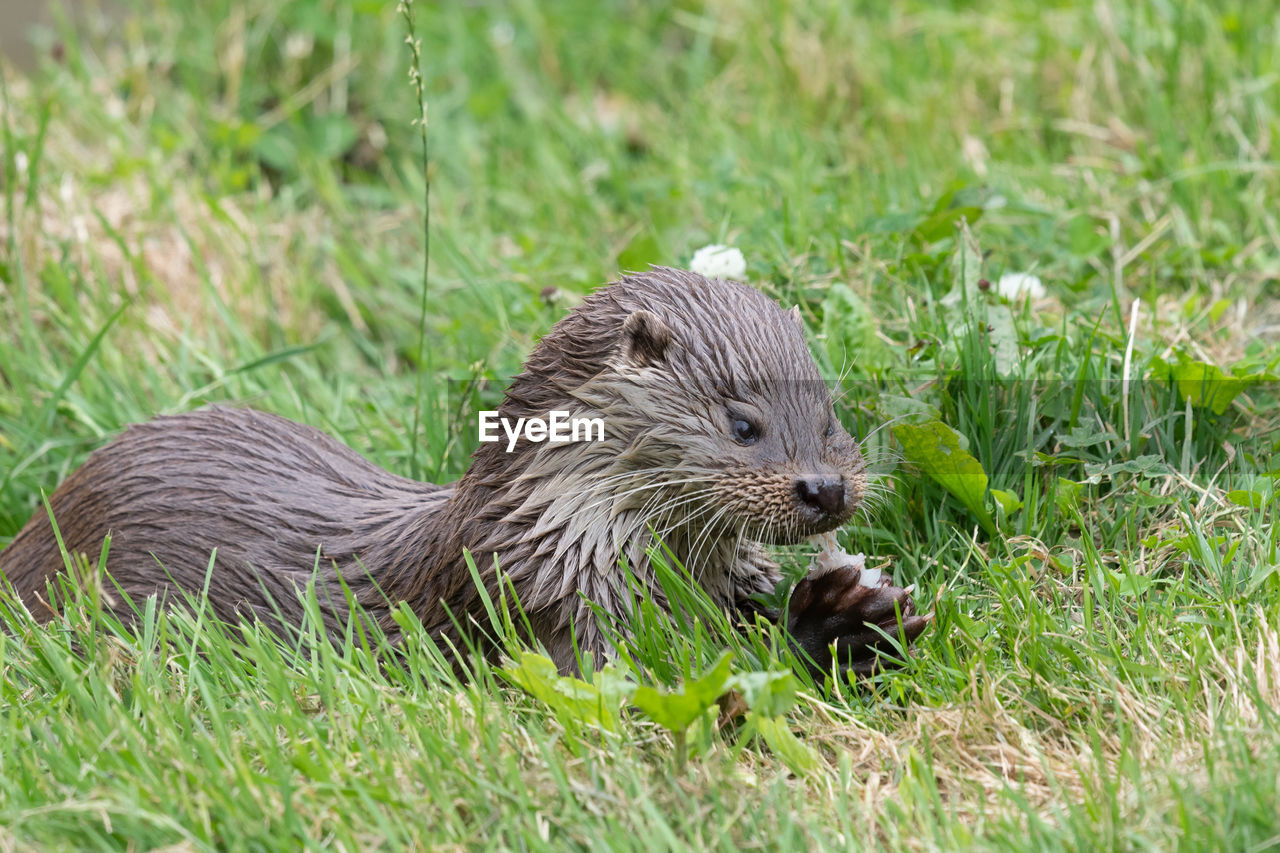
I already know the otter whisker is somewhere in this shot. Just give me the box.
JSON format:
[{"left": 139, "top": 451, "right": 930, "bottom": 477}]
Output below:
[
  {"left": 624, "top": 485, "right": 720, "bottom": 534},
  {"left": 685, "top": 501, "right": 738, "bottom": 586},
  {"left": 575, "top": 474, "right": 718, "bottom": 517},
  {"left": 644, "top": 487, "right": 719, "bottom": 525},
  {"left": 639, "top": 494, "right": 722, "bottom": 547}
]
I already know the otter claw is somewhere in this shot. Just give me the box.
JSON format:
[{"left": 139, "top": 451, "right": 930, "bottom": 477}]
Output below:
[{"left": 786, "top": 566, "right": 926, "bottom": 679}]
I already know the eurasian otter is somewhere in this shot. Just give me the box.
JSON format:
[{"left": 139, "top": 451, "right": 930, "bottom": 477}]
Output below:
[{"left": 0, "top": 268, "right": 927, "bottom": 675}]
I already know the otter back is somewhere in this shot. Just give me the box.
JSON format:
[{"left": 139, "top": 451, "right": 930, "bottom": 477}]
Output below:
[{"left": 1, "top": 406, "right": 452, "bottom": 630}]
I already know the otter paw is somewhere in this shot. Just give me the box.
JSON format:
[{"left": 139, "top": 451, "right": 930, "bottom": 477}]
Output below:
[{"left": 786, "top": 566, "right": 929, "bottom": 678}]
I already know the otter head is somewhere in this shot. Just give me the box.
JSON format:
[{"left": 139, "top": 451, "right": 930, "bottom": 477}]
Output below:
[{"left": 529, "top": 267, "right": 868, "bottom": 547}]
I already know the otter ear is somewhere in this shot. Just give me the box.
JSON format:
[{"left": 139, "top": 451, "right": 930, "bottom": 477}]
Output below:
[
  {"left": 788, "top": 305, "right": 802, "bottom": 326},
  {"left": 620, "top": 309, "right": 672, "bottom": 368}
]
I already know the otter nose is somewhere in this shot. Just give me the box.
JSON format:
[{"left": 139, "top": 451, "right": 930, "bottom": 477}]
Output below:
[{"left": 795, "top": 477, "right": 846, "bottom": 517}]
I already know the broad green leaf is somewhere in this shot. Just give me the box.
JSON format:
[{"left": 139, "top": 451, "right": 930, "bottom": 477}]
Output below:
[
  {"left": 913, "top": 205, "right": 983, "bottom": 244},
  {"left": 726, "top": 669, "right": 799, "bottom": 719},
  {"left": 877, "top": 394, "right": 940, "bottom": 424},
  {"left": 1057, "top": 427, "right": 1120, "bottom": 449},
  {"left": 1169, "top": 533, "right": 1230, "bottom": 555},
  {"left": 750, "top": 714, "right": 817, "bottom": 775},
  {"left": 1055, "top": 477, "right": 1084, "bottom": 514},
  {"left": 1151, "top": 355, "right": 1271, "bottom": 415},
  {"left": 1083, "top": 455, "right": 1173, "bottom": 484},
  {"left": 893, "top": 419, "right": 994, "bottom": 535},
  {"left": 1226, "top": 490, "right": 1268, "bottom": 509},
  {"left": 632, "top": 651, "right": 734, "bottom": 733},
  {"left": 1108, "top": 569, "right": 1153, "bottom": 597},
  {"left": 501, "top": 652, "right": 634, "bottom": 732},
  {"left": 990, "top": 489, "right": 1023, "bottom": 515}
]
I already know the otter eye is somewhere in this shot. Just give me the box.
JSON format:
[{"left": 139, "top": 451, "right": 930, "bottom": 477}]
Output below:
[
  {"left": 732, "top": 418, "right": 759, "bottom": 445},
  {"left": 825, "top": 421, "right": 836, "bottom": 438}
]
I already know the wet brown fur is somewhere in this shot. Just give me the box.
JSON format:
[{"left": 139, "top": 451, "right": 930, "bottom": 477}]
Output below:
[{"left": 1, "top": 268, "right": 890, "bottom": 672}]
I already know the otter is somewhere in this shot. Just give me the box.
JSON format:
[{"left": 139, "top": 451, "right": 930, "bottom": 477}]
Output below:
[{"left": 0, "top": 268, "right": 927, "bottom": 676}]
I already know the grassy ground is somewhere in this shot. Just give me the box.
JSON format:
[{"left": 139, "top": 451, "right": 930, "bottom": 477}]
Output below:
[{"left": 2, "top": 0, "right": 1279, "bottom": 849}]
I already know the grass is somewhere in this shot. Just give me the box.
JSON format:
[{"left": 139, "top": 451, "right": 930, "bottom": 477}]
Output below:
[{"left": 2, "top": 0, "right": 1279, "bottom": 849}]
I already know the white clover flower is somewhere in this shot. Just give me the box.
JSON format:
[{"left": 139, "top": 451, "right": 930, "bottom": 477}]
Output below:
[
  {"left": 689, "top": 244, "right": 746, "bottom": 280},
  {"left": 489, "top": 21, "right": 515, "bottom": 46},
  {"left": 997, "top": 272, "right": 1046, "bottom": 301},
  {"left": 284, "top": 33, "right": 314, "bottom": 61}
]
